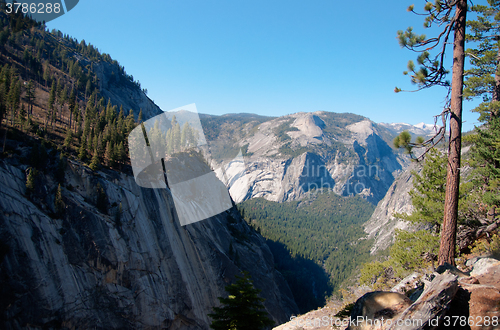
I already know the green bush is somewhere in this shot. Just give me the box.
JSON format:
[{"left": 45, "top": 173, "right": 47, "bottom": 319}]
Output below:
[{"left": 360, "top": 229, "right": 439, "bottom": 287}]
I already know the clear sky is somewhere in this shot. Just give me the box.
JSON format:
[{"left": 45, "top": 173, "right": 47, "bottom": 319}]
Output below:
[{"left": 46, "top": 0, "right": 486, "bottom": 132}]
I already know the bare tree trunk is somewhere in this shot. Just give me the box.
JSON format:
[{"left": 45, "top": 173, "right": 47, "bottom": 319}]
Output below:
[{"left": 438, "top": 0, "right": 467, "bottom": 266}]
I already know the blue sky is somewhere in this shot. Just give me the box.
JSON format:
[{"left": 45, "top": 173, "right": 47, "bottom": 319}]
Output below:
[{"left": 47, "top": 0, "right": 486, "bottom": 131}]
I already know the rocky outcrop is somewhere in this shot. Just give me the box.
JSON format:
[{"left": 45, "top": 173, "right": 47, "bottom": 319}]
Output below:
[
  {"left": 92, "top": 60, "right": 163, "bottom": 120},
  {"left": 346, "top": 291, "right": 412, "bottom": 330},
  {"left": 363, "top": 163, "right": 417, "bottom": 254},
  {"left": 0, "top": 158, "right": 298, "bottom": 329},
  {"left": 345, "top": 259, "right": 500, "bottom": 330},
  {"left": 387, "top": 271, "right": 459, "bottom": 330},
  {"left": 273, "top": 257, "right": 500, "bottom": 330}
]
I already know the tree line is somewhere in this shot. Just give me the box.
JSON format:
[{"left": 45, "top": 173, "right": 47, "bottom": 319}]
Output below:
[
  {"left": 0, "top": 7, "right": 144, "bottom": 171},
  {"left": 238, "top": 193, "right": 374, "bottom": 312}
]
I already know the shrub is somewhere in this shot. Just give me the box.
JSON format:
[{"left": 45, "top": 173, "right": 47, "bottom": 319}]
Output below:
[{"left": 470, "top": 233, "right": 500, "bottom": 259}]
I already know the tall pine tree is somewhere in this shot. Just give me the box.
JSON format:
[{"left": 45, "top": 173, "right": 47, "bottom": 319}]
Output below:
[
  {"left": 464, "top": 0, "right": 500, "bottom": 223},
  {"left": 395, "top": 0, "right": 468, "bottom": 265},
  {"left": 464, "top": 0, "right": 500, "bottom": 121}
]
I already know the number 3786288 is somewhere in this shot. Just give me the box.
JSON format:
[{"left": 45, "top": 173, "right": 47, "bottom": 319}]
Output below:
[{"left": 5, "top": 2, "right": 62, "bottom": 14}]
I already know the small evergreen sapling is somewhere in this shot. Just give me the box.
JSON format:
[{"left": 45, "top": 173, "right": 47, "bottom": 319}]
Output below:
[
  {"left": 54, "top": 184, "right": 64, "bottom": 216},
  {"left": 208, "top": 271, "right": 274, "bottom": 330}
]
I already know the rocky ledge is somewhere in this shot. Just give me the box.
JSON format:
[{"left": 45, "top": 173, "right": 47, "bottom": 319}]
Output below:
[{"left": 274, "top": 256, "right": 500, "bottom": 330}]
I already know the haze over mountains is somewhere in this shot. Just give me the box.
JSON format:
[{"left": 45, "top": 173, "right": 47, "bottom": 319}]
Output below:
[{"left": 379, "top": 121, "right": 441, "bottom": 138}]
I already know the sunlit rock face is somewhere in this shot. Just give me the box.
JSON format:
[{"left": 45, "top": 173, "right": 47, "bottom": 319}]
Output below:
[
  {"left": 207, "top": 112, "right": 405, "bottom": 205},
  {"left": 364, "top": 163, "right": 418, "bottom": 255}
]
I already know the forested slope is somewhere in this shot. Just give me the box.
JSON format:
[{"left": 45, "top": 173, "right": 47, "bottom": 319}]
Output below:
[{"left": 238, "top": 192, "right": 374, "bottom": 312}]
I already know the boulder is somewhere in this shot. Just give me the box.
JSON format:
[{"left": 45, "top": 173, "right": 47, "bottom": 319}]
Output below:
[
  {"left": 346, "top": 291, "right": 412, "bottom": 330},
  {"left": 469, "top": 257, "right": 500, "bottom": 277},
  {"left": 461, "top": 259, "right": 500, "bottom": 330},
  {"left": 346, "top": 271, "right": 459, "bottom": 330},
  {"left": 388, "top": 271, "right": 458, "bottom": 330}
]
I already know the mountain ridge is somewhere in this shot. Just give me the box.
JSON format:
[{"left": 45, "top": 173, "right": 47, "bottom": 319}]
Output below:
[{"left": 198, "top": 111, "right": 406, "bottom": 205}]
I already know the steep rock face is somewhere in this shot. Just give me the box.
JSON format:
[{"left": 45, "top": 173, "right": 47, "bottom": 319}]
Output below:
[
  {"left": 364, "top": 163, "right": 417, "bottom": 254},
  {"left": 364, "top": 147, "right": 472, "bottom": 255},
  {"left": 0, "top": 159, "right": 298, "bottom": 329},
  {"left": 213, "top": 112, "right": 404, "bottom": 205},
  {"left": 92, "top": 60, "right": 163, "bottom": 120}
]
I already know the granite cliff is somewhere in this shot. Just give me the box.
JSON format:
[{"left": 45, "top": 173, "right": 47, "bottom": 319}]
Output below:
[
  {"left": 0, "top": 151, "right": 298, "bottom": 329},
  {"left": 364, "top": 163, "right": 418, "bottom": 255},
  {"left": 202, "top": 112, "right": 405, "bottom": 205}
]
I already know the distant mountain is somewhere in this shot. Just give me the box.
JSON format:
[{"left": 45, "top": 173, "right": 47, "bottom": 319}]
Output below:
[
  {"left": 193, "top": 111, "right": 418, "bottom": 315},
  {"left": 379, "top": 122, "right": 441, "bottom": 139},
  {"left": 200, "top": 111, "right": 406, "bottom": 205}
]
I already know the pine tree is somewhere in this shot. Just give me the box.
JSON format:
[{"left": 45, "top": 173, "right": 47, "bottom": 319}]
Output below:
[
  {"left": 26, "top": 167, "right": 37, "bottom": 196},
  {"left": 92, "top": 133, "right": 99, "bottom": 153},
  {"left": 181, "top": 122, "right": 189, "bottom": 149},
  {"left": 115, "top": 141, "right": 125, "bottom": 163},
  {"left": 7, "top": 78, "right": 20, "bottom": 126},
  {"left": 190, "top": 127, "right": 200, "bottom": 146},
  {"left": 63, "top": 128, "right": 73, "bottom": 149},
  {"left": 47, "top": 81, "right": 56, "bottom": 129},
  {"left": 54, "top": 184, "right": 64, "bottom": 215},
  {"left": 395, "top": 148, "right": 469, "bottom": 229},
  {"left": 126, "top": 109, "right": 136, "bottom": 133},
  {"left": 461, "top": 1, "right": 500, "bottom": 225},
  {"left": 97, "top": 133, "right": 104, "bottom": 157},
  {"left": 395, "top": 0, "right": 467, "bottom": 266},
  {"left": 469, "top": 116, "right": 500, "bottom": 208},
  {"left": 105, "top": 99, "right": 116, "bottom": 123},
  {"left": 138, "top": 109, "right": 143, "bottom": 124},
  {"left": 464, "top": 0, "right": 500, "bottom": 121},
  {"left": 68, "top": 89, "right": 76, "bottom": 129},
  {"left": 85, "top": 79, "right": 91, "bottom": 101},
  {"left": 166, "top": 128, "right": 173, "bottom": 155},
  {"left": 172, "top": 122, "right": 181, "bottom": 152},
  {"left": 25, "top": 80, "right": 34, "bottom": 119},
  {"left": 208, "top": 272, "right": 274, "bottom": 330},
  {"left": 78, "top": 138, "right": 87, "bottom": 160},
  {"left": 42, "top": 62, "right": 50, "bottom": 87},
  {"left": 89, "top": 149, "right": 99, "bottom": 171},
  {"left": 104, "top": 141, "right": 115, "bottom": 167},
  {"left": 60, "top": 84, "right": 68, "bottom": 123},
  {"left": 396, "top": 148, "right": 448, "bottom": 229}
]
